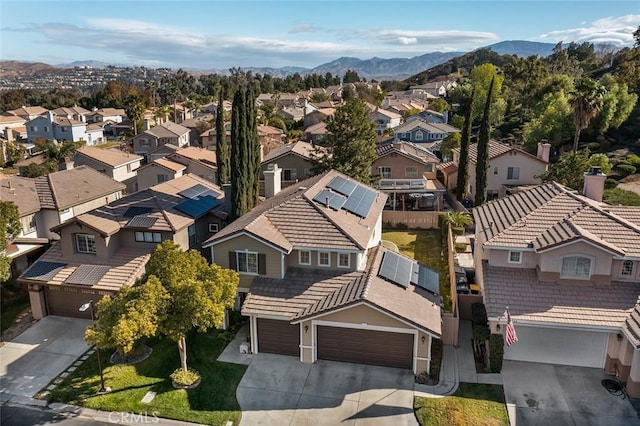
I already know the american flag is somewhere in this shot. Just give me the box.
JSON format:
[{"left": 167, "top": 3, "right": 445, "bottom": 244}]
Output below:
[{"left": 504, "top": 308, "right": 518, "bottom": 346}]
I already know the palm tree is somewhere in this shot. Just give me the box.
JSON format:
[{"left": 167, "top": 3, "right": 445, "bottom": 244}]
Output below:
[
  {"left": 126, "top": 96, "right": 146, "bottom": 136},
  {"left": 155, "top": 105, "right": 171, "bottom": 124},
  {"left": 571, "top": 77, "right": 606, "bottom": 153}
]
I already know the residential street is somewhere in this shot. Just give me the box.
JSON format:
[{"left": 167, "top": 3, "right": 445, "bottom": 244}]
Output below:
[{"left": 1, "top": 404, "right": 110, "bottom": 426}]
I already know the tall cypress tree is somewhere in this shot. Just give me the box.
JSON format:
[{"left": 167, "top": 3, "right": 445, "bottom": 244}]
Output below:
[
  {"left": 230, "top": 85, "right": 247, "bottom": 220},
  {"left": 456, "top": 88, "right": 475, "bottom": 201},
  {"left": 245, "top": 84, "right": 261, "bottom": 209},
  {"left": 216, "top": 87, "right": 230, "bottom": 185},
  {"left": 475, "top": 77, "right": 495, "bottom": 207}
]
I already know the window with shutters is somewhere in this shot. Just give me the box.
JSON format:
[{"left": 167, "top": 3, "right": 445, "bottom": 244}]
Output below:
[{"left": 237, "top": 251, "right": 259, "bottom": 274}]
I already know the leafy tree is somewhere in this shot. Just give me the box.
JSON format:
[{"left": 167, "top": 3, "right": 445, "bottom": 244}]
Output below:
[
  {"left": 126, "top": 95, "right": 146, "bottom": 136},
  {"left": 468, "top": 64, "right": 505, "bottom": 125},
  {"left": 541, "top": 149, "right": 611, "bottom": 190},
  {"left": 343, "top": 70, "right": 361, "bottom": 84},
  {"left": 0, "top": 201, "right": 21, "bottom": 281},
  {"left": 522, "top": 90, "right": 573, "bottom": 149},
  {"left": 475, "top": 77, "right": 494, "bottom": 206},
  {"left": 428, "top": 98, "right": 450, "bottom": 113},
  {"left": 216, "top": 87, "right": 230, "bottom": 185},
  {"left": 440, "top": 132, "right": 461, "bottom": 160},
  {"left": 592, "top": 75, "right": 638, "bottom": 134},
  {"left": 154, "top": 105, "right": 171, "bottom": 124},
  {"left": 310, "top": 92, "right": 329, "bottom": 103},
  {"left": 571, "top": 77, "right": 606, "bottom": 152},
  {"left": 145, "top": 241, "right": 238, "bottom": 373},
  {"left": 456, "top": 89, "right": 475, "bottom": 201},
  {"left": 19, "top": 163, "right": 54, "bottom": 178},
  {"left": 633, "top": 25, "right": 640, "bottom": 47},
  {"left": 84, "top": 277, "right": 169, "bottom": 356},
  {"left": 311, "top": 98, "right": 377, "bottom": 184}
]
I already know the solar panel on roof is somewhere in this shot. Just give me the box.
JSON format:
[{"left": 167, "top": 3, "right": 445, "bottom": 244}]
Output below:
[
  {"left": 174, "top": 195, "right": 220, "bottom": 218},
  {"left": 343, "top": 185, "right": 377, "bottom": 218},
  {"left": 378, "top": 252, "right": 412, "bottom": 288},
  {"left": 123, "top": 206, "right": 153, "bottom": 218},
  {"left": 126, "top": 215, "right": 158, "bottom": 228},
  {"left": 412, "top": 264, "right": 440, "bottom": 295},
  {"left": 22, "top": 261, "right": 67, "bottom": 281},
  {"left": 313, "top": 189, "right": 347, "bottom": 211},
  {"left": 66, "top": 265, "right": 110, "bottom": 286},
  {"left": 328, "top": 176, "right": 357, "bottom": 196},
  {"left": 179, "top": 184, "right": 221, "bottom": 200}
]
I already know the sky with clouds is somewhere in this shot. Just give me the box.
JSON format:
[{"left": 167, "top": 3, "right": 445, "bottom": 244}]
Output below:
[{"left": 1, "top": 1, "right": 639, "bottom": 69}]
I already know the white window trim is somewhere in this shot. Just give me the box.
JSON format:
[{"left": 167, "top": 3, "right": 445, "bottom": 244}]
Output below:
[
  {"left": 337, "top": 253, "right": 350, "bottom": 269},
  {"left": 507, "top": 167, "right": 520, "bottom": 180},
  {"left": 560, "top": 256, "right": 593, "bottom": 279},
  {"left": 318, "top": 251, "right": 331, "bottom": 267},
  {"left": 405, "top": 166, "right": 419, "bottom": 178},
  {"left": 75, "top": 233, "right": 96, "bottom": 254},
  {"left": 208, "top": 223, "right": 219, "bottom": 233},
  {"left": 135, "top": 231, "right": 161, "bottom": 243},
  {"left": 237, "top": 250, "right": 259, "bottom": 275},
  {"left": 508, "top": 250, "right": 522, "bottom": 264},
  {"left": 299, "top": 250, "right": 311, "bottom": 266},
  {"left": 379, "top": 166, "right": 391, "bottom": 179},
  {"left": 621, "top": 260, "right": 634, "bottom": 277}
]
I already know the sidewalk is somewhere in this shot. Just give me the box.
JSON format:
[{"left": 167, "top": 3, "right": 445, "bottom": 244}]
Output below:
[{"left": 414, "top": 320, "right": 502, "bottom": 398}]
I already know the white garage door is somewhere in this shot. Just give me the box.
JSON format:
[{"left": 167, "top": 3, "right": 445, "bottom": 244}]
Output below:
[{"left": 504, "top": 326, "right": 607, "bottom": 368}]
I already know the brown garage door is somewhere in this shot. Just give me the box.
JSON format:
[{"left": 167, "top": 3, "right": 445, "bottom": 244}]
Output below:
[
  {"left": 45, "top": 286, "right": 98, "bottom": 319},
  {"left": 317, "top": 326, "right": 414, "bottom": 369},
  {"left": 256, "top": 318, "right": 299, "bottom": 356}
]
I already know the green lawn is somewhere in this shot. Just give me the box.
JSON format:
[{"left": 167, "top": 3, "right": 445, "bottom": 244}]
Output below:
[
  {"left": 1, "top": 297, "right": 29, "bottom": 333},
  {"left": 604, "top": 188, "right": 640, "bottom": 206},
  {"left": 382, "top": 229, "right": 452, "bottom": 312},
  {"left": 1, "top": 277, "right": 30, "bottom": 333},
  {"left": 47, "top": 331, "right": 247, "bottom": 425},
  {"left": 414, "top": 383, "right": 509, "bottom": 426}
]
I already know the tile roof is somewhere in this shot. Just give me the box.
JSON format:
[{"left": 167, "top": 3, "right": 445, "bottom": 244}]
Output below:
[
  {"left": 257, "top": 125, "right": 284, "bottom": 136},
  {"left": 0, "top": 176, "right": 40, "bottom": 216},
  {"left": 19, "top": 242, "right": 151, "bottom": 292},
  {"left": 452, "top": 140, "right": 546, "bottom": 165},
  {"left": 7, "top": 106, "right": 48, "bottom": 117},
  {"left": 204, "top": 170, "right": 386, "bottom": 252},
  {"left": 437, "top": 161, "right": 458, "bottom": 174},
  {"left": 262, "top": 141, "right": 317, "bottom": 163},
  {"left": 305, "top": 122, "right": 327, "bottom": 134},
  {"left": 35, "top": 166, "right": 125, "bottom": 210},
  {"left": 623, "top": 301, "right": 640, "bottom": 348},
  {"left": 53, "top": 116, "right": 84, "bottom": 127},
  {"left": 394, "top": 119, "right": 459, "bottom": 135},
  {"left": 52, "top": 106, "right": 90, "bottom": 116},
  {"left": 76, "top": 146, "right": 142, "bottom": 167},
  {"left": 372, "top": 108, "right": 402, "bottom": 119},
  {"left": 170, "top": 146, "right": 217, "bottom": 167},
  {"left": 64, "top": 174, "right": 224, "bottom": 236},
  {"left": 473, "top": 182, "right": 640, "bottom": 256},
  {"left": 604, "top": 206, "right": 640, "bottom": 226},
  {"left": 88, "top": 108, "right": 125, "bottom": 117},
  {"left": 150, "top": 158, "right": 187, "bottom": 172},
  {"left": 375, "top": 140, "right": 439, "bottom": 164},
  {"left": 146, "top": 121, "right": 190, "bottom": 138},
  {"left": 482, "top": 261, "right": 640, "bottom": 328},
  {"left": 243, "top": 246, "right": 442, "bottom": 336},
  {"left": 0, "top": 115, "right": 26, "bottom": 124}
]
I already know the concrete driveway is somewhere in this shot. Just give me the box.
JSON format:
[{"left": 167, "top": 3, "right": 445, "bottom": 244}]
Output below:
[
  {"left": 0, "top": 316, "right": 91, "bottom": 400},
  {"left": 237, "top": 353, "right": 418, "bottom": 426},
  {"left": 502, "top": 361, "right": 640, "bottom": 426}
]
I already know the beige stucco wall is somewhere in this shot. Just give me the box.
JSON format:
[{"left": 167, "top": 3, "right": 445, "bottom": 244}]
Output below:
[
  {"left": 73, "top": 193, "right": 121, "bottom": 216},
  {"left": 58, "top": 222, "right": 110, "bottom": 263},
  {"left": 288, "top": 249, "right": 360, "bottom": 272},
  {"left": 315, "top": 303, "right": 414, "bottom": 330},
  {"left": 136, "top": 164, "right": 181, "bottom": 191},
  {"left": 372, "top": 154, "right": 436, "bottom": 180},
  {"left": 261, "top": 155, "right": 313, "bottom": 183},
  {"left": 612, "top": 259, "right": 640, "bottom": 281},
  {"left": 488, "top": 249, "right": 537, "bottom": 268},
  {"left": 538, "top": 241, "right": 612, "bottom": 277},
  {"left": 211, "top": 234, "right": 284, "bottom": 291},
  {"left": 171, "top": 157, "right": 217, "bottom": 184}
]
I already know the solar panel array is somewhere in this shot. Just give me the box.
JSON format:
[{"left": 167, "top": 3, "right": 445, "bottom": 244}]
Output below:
[
  {"left": 66, "top": 265, "right": 111, "bottom": 286},
  {"left": 126, "top": 215, "right": 158, "bottom": 229},
  {"left": 179, "top": 184, "right": 221, "bottom": 200},
  {"left": 123, "top": 206, "right": 153, "bottom": 218},
  {"left": 378, "top": 251, "right": 413, "bottom": 288},
  {"left": 174, "top": 195, "right": 220, "bottom": 218},
  {"left": 22, "top": 261, "right": 67, "bottom": 281},
  {"left": 315, "top": 176, "right": 377, "bottom": 218},
  {"left": 313, "top": 189, "right": 347, "bottom": 211},
  {"left": 411, "top": 263, "right": 440, "bottom": 295}
]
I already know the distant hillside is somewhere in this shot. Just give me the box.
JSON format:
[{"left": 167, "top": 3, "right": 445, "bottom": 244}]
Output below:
[
  {"left": 0, "top": 60, "right": 62, "bottom": 78},
  {"left": 484, "top": 40, "right": 555, "bottom": 57},
  {"left": 55, "top": 60, "right": 121, "bottom": 68},
  {"left": 309, "top": 52, "right": 463, "bottom": 80}
]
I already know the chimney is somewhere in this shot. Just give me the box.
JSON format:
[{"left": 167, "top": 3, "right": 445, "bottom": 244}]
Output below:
[
  {"left": 537, "top": 141, "right": 551, "bottom": 163},
  {"left": 583, "top": 166, "right": 606, "bottom": 202},
  {"left": 264, "top": 163, "right": 282, "bottom": 199},
  {"left": 58, "top": 156, "right": 74, "bottom": 171},
  {"left": 222, "top": 183, "right": 232, "bottom": 212}
]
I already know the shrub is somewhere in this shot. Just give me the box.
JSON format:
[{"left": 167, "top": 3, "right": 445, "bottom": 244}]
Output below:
[
  {"left": 395, "top": 222, "right": 408, "bottom": 230},
  {"left": 489, "top": 334, "right": 504, "bottom": 373},
  {"left": 617, "top": 164, "right": 637, "bottom": 177},
  {"left": 471, "top": 303, "right": 488, "bottom": 327},
  {"left": 586, "top": 142, "right": 600, "bottom": 152},
  {"left": 605, "top": 178, "right": 618, "bottom": 190},
  {"left": 473, "top": 324, "right": 490, "bottom": 342},
  {"left": 626, "top": 154, "right": 640, "bottom": 168},
  {"left": 170, "top": 368, "right": 201, "bottom": 386},
  {"left": 455, "top": 242, "right": 467, "bottom": 253},
  {"left": 452, "top": 226, "right": 465, "bottom": 235},
  {"left": 428, "top": 338, "right": 444, "bottom": 382}
]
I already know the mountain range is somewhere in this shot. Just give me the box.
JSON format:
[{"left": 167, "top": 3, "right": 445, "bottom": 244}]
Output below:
[{"left": 7, "top": 40, "right": 557, "bottom": 81}]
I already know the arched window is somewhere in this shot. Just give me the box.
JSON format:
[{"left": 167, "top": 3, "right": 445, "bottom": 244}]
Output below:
[
  {"left": 415, "top": 130, "right": 423, "bottom": 141},
  {"left": 561, "top": 256, "right": 592, "bottom": 278},
  {"left": 621, "top": 260, "right": 634, "bottom": 276}
]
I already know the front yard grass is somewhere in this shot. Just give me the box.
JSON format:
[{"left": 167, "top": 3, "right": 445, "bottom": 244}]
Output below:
[
  {"left": 382, "top": 229, "right": 451, "bottom": 312},
  {"left": 47, "top": 330, "right": 246, "bottom": 425},
  {"left": 414, "top": 383, "right": 509, "bottom": 426}
]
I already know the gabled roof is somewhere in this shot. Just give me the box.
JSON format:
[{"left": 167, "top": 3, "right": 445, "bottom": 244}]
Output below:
[
  {"left": 0, "top": 176, "right": 40, "bottom": 216},
  {"left": 437, "top": 161, "right": 458, "bottom": 174},
  {"left": 52, "top": 106, "right": 90, "bottom": 117},
  {"left": 204, "top": 170, "right": 387, "bottom": 252},
  {"left": 452, "top": 140, "right": 547, "bottom": 164},
  {"left": 35, "top": 166, "right": 125, "bottom": 210},
  {"left": 242, "top": 245, "right": 442, "bottom": 336},
  {"left": 305, "top": 122, "right": 327, "bottom": 134},
  {"left": 262, "top": 140, "right": 317, "bottom": 163},
  {"left": 7, "top": 106, "right": 48, "bottom": 117},
  {"left": 0, "top": 115, "right": 26, "bottom": 124},
  {"left": 371, "top": 108, "right": 402, "bottom": 119},
  {"left": 53, "top": 116, "right": 84, "bottom": 127},
  {"left": 257, "top": 125, "right": 284, "bottom": 136},
  {"left": 473, "top": 181, "right": 640, "bottom": 257},
  {"left": 375, "top": 140, "right": 439, "bottom": 165},
  {"left": 87, "top": 108, "right": 125, "bottom": 117},
  {"left": 76, "top": 146, "right": 142, "bottom": 167},
  {"left": 144, "top": 121, "right": 190, "bottom": 138},
  {"left": 139, "top": 157, "right": 186, "bottom": 173},
  {"left": 56, "top": 174, "right": 225, "bottom": 236},
  {"left": 394, "top": 119, "right": 459, "bottom": 134},
  {"left": 170, "top": 146, "right": 217, "bottom": 166}
]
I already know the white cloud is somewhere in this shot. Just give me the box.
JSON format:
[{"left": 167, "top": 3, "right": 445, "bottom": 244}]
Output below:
[
  {"left": 289, "top": 23, "right": 322, "bottom": 34},
  {"left": 398, "top": 37, "right": 418, "bottom": 45},
  {"left": 375, "top": 29, "right": 499, "bottom": 46},
  {"left": 538, "top": 14, "right": 640, "bottom": 46}
]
